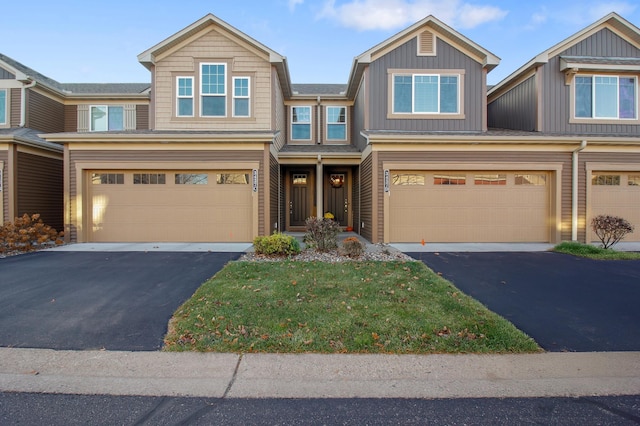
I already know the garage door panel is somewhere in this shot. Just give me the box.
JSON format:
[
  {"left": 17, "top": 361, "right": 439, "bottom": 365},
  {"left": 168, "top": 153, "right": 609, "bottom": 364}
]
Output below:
[{"left": 591, "top": 173, "right": 640, "bottom": 242}]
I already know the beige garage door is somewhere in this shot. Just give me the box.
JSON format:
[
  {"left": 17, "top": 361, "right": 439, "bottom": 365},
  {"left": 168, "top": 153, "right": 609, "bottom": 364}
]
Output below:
[
  {"left": 389, "top": 171, "right": 550, "bottom": 243},
  {"left": 90, "top": 171, "right": 253, "bottom": 242},
  {"left": 590, "top": 173, "right": 640, "bottom": 242}
]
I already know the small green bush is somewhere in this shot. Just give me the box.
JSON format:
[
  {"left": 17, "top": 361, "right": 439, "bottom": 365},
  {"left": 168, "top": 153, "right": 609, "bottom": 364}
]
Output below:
[
  {"left": 253, "top": 233, "right": 300, "bottom": 256},
  {"left": 591, "top": 214, "right": 634, "bottom": 249},
  {"left": 304, "top": 216, "right": 340, "bottom": 251},
  {"left": 341, "top": 236, "right": 364, "bottom": 258}
]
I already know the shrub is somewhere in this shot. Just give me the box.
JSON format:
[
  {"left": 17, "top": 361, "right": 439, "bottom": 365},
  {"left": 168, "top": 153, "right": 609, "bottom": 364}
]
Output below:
[
  {"left": 304, "top": 216, "right": 340, "bottom": 251},
  {"left": 341, "top": 236, "right": 364, "bottom": 258},
  {"left": 253, "top": 232, "right": 300, "bottom": 256},
  {"left": 591, "top": 214, "right": 634, "bottom": 249},
  {"left": 0, "top": 213, "right": 64, "bottom": 254}
]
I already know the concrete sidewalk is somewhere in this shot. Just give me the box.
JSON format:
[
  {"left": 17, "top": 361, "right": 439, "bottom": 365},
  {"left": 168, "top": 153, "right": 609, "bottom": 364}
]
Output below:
[{"left": 0, "top": 348, "right": 638, "bottom": 399}]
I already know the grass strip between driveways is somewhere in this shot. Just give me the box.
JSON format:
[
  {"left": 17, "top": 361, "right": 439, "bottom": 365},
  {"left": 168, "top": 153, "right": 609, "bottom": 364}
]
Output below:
[
  {"left": 553, "top": 241, "right": 640, "bottom": 260},
  {"left": 164, "top": 260, "right": 541, "bottom": 354}
]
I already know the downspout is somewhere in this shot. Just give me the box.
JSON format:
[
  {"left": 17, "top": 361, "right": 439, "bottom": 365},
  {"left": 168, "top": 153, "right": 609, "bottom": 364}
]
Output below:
[
  {"left": 572, "top": 140, "right": 587, "bottom": 241},
  {"left": 20, "top": 78, "right": 36, "bottom": 127},
  {"left": 316, "top": 96, "right": 321, "bottom": 144}
]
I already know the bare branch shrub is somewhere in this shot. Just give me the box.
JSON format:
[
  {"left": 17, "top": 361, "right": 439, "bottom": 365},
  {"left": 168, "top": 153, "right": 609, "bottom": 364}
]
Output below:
[{"left": 591, "top": 214, "right": 634, "bottom": 249}]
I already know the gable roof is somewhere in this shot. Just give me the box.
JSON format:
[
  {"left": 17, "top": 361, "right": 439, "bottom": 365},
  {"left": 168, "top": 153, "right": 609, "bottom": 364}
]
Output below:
[
  {"left": 488, "top": 12, "right": 640, "bottom": 97},
  {"left": 138, "top": 13, "right": 292, "bottom": 98},
  {"left": 346, "top": 15, "right": 500, "bottom": 99}
]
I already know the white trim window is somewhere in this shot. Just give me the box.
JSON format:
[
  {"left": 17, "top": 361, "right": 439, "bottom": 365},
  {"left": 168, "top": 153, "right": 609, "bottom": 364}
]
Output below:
[
  {"left": 201, "top": 63, "right": 226, "bottom": 117},
  {"left": 575, "top": 75, "right": 637, "bottom": 119},
  {"left": 232, "top": 77, "right": 250, "bottom": 117},
  {"left": 393, "top": 73, "right": 459, "bottom": 114},
  {"left": 326, "top": 106, "right": 346, "bottom": 140},
  {"left": 291, "top": 106, "right": 311, "bottom": 140},
  {"left": 90, "top": 106, "right": 124, "bottom": 131},
  {"left": 176, "top": 77, "right": 194, "bottom": 117},
  {"left": 0, "top": 89, "right": 6, "bottom": 125}
]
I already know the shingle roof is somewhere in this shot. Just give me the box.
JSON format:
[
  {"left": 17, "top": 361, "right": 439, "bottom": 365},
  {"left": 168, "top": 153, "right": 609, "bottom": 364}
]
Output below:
[
  {"left": 291, "top": 84, "right": 348, "bottom": 95},
  {"left": 0, "top": 127, "right": 63, "bottom": 151}
]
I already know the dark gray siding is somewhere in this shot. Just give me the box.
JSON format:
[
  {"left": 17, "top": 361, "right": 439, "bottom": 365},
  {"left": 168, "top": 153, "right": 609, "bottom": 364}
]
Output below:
[
  {"left": 0, "top": 67, "right": 15, "bottom": 79},
  {"left": 352, "top": 164, "right": 360, "bottom": 234},
  {"left": 488, "top": 75, "right": 537, "bottom": 131},
  {"left": 368, "top": 38, "right": 485, "bottom": 132},
  {"left": 352, "top": 76, "right": 367, "bottom": 150},
  {"left": 0, "top": 150, "right": 7, "bottom": 223},
  {"left": 26, "top": 90, "right": 64, "bottom": 133},
  {"left": 542, "top": 28, "right": 640, "bottom": 135},
  {"left": 16, "top": 151, "right": 63, "bottom": 232},
  {"left": 359, "top": 154, "right": 373, "bottom": 241}
]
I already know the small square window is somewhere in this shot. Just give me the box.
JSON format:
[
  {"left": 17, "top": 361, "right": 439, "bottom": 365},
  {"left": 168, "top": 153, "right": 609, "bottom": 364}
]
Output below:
[
  {"left": 133, "top": 173, "right": 166, "bottom": 184},
  {"left": 628, "top": 175, "right": 640, "bottom": 186},
  {"left": 592, "top": 174, "right": 620, "bottom": 186},
  {"left": 474, "top": 174, "right": 506, "bottom": 185},
  {"left": 434, "top": 174, "right": 465, "bottom": 185},
  {"left": 92, "top": 173, "right": 124, "bottom": 184}
]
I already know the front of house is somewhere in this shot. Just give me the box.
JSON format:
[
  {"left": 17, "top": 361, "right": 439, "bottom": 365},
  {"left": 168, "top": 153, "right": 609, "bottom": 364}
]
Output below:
[{"left": 9, "top": 12, "right": 638, "bottom": 245}]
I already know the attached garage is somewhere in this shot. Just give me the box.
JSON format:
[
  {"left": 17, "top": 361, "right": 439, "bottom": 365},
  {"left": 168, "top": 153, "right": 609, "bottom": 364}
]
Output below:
[
  {"left": 590, "top": 172, "right": 640, "bottom": 242},
  {"left": 388, "top": 171, "right": 552, "bottom": 243},
  {"left": 89, "top": 170, "right": 253, "bottom": 242}
]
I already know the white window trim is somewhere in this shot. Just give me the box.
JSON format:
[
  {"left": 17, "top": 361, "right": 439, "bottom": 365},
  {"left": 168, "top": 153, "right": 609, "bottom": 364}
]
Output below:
[
  {"left": 325, "top": 106, "right": 347, "bottom": 141},
  {"left": 200, "top": 62, "right": 227, "bottom": 118},
  {"left": 291, "top": 105, "right": 312, "bottom": 141},
  {"left": 0, "top": 89, "right": 7, "bottom": 126},
  {"left": 572, "top": 74, "right": 638, "bottom": 122},
  {"left": 176, "top": 76, "right": 194, "bottom": 117},
  {"left": 90, "top": 105, "right": 124, "bottom": 132},
  {"left": 232, "top": 76, "right": 251, "bottom": 118}
]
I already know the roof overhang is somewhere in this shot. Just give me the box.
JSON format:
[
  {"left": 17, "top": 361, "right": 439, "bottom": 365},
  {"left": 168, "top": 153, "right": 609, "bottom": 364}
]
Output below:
[
  {"left": 0, "top": 131, "right": 63, "bottom": 153},
  {"left": 41, "top": 131, "right": 278, "bottom": 144},
  {"left": 560, "top": 56, "right": 640, "bottom": 73}
]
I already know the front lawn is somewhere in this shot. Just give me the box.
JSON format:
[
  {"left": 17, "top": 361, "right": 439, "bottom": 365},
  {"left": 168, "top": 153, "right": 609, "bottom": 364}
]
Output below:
[
  {"left": 164, "top": 261, "right": 540, "bottom": 354},
  {"left": 553, "top": 241, "right": 640, "bottom": 260}
]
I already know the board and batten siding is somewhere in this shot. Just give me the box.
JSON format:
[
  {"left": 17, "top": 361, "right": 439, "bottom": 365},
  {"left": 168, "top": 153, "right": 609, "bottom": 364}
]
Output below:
[
  {"left": 542, "top": 28, "right": 640, "bottom": 134},
  {"left": 0, "top": 67, "right": 15, "bottom": 79},
  {"left": 488, "top": 75, "right": 537, "bottom": 131},
  {"left": 153, "top": 29, "right": 273, "bottom": 131},
  {"left": 16, "top": 151, "right": 63, "bottom": 232},
  {"left": 359, "top": 153, "right": 373, "bottom": 241},
  {"left": 352, "top": 75, "right": 367, "bottom": 150},
  {"left": 368, "top": 38, "right": 485, "bottom": 132},
  {"left": 67, "top": 149, "right": 266, "bottom": 242},
  {"left": 376, "top": 150, "right": 574, "bottom": 242}
]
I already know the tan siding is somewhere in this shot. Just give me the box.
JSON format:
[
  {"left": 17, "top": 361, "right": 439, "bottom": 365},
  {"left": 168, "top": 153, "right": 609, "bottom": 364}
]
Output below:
[
  {"left": 136, "top": 104, "right": 149, "bottom": 130},
  {"left": 359, "top": 154, "right": 373, "bottom": 241},
  {"left": 0, "top": 150, "right": 8, "bottom": 223},
  {"left": 273, "top": 68, "right": 286, "bottom": 150},
  {"left": 26, "top": 90, "right": 65, "bottom": 133},
  {"left": 269, "top": 153, "right": 280, "bottom": 233},
  {"left": 154, "top": 29, "right": 272, "bottom": 131},
  {"left": 64, "top": 105, "right": 78, "bottom": 132},
  {"left": 16, "top": 151, "right": 63, "bottom": 231},
  {"left": 10, "top": 88, "right": 21, "bottom": 127}
]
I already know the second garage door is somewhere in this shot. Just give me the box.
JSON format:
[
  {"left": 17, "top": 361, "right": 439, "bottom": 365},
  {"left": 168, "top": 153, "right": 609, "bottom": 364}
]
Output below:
[
  {"left": 590, "top": 172, "right": 640, "bottom": 242},
  {"left": 389, "top": 171, "right": 550, "bottom": 243},
  {"left": 90, "top": 171, "right": 253, "bottom": 242}
]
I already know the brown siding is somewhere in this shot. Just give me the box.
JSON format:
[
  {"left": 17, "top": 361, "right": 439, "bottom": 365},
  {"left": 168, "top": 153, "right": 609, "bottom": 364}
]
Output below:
[
  {"left": 359, "top": 153, "right": 373, "bottom": 241},
  {"left": 352, "top": 163, "right": 360, "bottom": 234},
  {"left": 67, "top": 149, "right": 265, "bottom": 242},
  {"left": 26, "top": 90, "right": 64, "bottom": 133},
  {"left": 64, "top": 105, "right": 77, "bottom": 132},
  {"left": 488, "top": 75, "right": 537, "bottom": 131},
  {"left": 273, "top": 68, "right": 286, "bottom": 150},
  {"left": 542, "top": 28, "right": 640, "bottom": 135},
  {"left": 269, "top": 153, "right": 279, "bottom": 233},
  {"left": 136, "top": 104, "right": 149, "bottom": 130},
  {"left": 376, "top": 150, "right": 573, "bottom": 242},
  {"left": 369, "top": 37, "right": 485, "bottom": 132},
  {"left": 10, "top": 88, "right": 21, "bottom": 127},
  {"left": 16, "top": 151, "right": 63, "bottom": 231},
  {"left": 0, "top": 150, "right": 8, "bottom": 223}
]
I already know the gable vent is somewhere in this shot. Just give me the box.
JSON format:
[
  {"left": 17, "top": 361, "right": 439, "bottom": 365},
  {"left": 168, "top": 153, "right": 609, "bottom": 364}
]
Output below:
[{"left": 418, "top": 30, "right": 435, "bottom": 56}]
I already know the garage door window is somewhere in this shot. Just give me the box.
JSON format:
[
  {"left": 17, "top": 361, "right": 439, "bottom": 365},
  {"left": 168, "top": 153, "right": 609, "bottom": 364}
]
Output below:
[
  {"left": 592, "top": 174, "right": 620, "bottom": 185},
  {"left": 134, "top": 173, "right": 166, "bottom": 184},
  {"left": 474, "top": 174, "right": 506, "bottom": 185},
  {"left": 175, "top": 174, "right": 208, "bottom": 185},
  {"left": 217, "top": 173, "right": 249, "bottom": 184},
  {"left": 92, "top": 173, "right": 124, "bottom": 184},
  {"left": 515, "top": 174, "right": 546, "bottom": 186},
  {"left": 628, "top": 175, "right": 640, "bottom": 186},
  {"left": 392, "top": 173, "right": 425, "bottom": 185},
  {"left": 434, "top": 174, "right": 465, "bottom": 185}
]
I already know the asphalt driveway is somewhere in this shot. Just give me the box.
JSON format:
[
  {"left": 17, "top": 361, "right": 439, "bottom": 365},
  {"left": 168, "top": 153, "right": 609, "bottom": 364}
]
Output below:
[
  {"left": 0, "top": 251, "right": 240, "bottom": 351},
  {"left": 409, "top": 252, "right": 640, "bottom": 352}
]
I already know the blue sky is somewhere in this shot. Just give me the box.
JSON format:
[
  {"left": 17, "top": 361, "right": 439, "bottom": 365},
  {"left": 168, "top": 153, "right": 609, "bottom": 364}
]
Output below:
[{"left": 1, "top": 0, "right": 638, "bottom": 86}]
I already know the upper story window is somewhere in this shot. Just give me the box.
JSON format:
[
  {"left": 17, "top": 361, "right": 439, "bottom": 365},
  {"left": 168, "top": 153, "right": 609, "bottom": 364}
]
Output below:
[
  {"left": 0, "top": 89, "right": 6, "bottom": 125},
  {"left": 291, "top": 106, "right": 311, "bottom": 140},
  {"left": 233, "top": 77, "right": 250, "bottom": 117},
  {"left": 392, "top": 73, "right": 460, "bottom": 115},
  {"left": 326, "top": 106, "right": 346, "bottom": 140},
  {"left": 91, "top": 106, "right": 124, "bottom": 131},
  {"left": 177, "top": 77, "right": 194, "bottom": 117},
  {"left": 575, "top": 75, "right": 637, "bottom": 120},
  {"left": 201, "top": 63, "right": 226, "bottom": 117}
]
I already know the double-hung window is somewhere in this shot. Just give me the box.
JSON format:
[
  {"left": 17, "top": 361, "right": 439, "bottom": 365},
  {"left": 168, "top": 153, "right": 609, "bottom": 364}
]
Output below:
[
  {"left": 575, "top": 75, "right": 637, "bottom": 120},
  {"left": 393, "top": 73, "right": 459, "bottom": 114},
  {"left": 291, "top": 106, "right": 311, "bottom": 140},
  {"left": 90, "top": 106, "right": 124, "bottom": 131},
  {"left": 326, "top": 106, "right": 346, "bottom": 140},
  {"left": 0, "top": 89, "right": 6, "bottom": 125},
  {"left": 233, "top": 77, "right": 250, "bottom": 117},
  {"left": 176, "top": 77, "right": 194, "bottom": 117},
  {"left": 201, "top": 63, "right": 226, "bottom": 117}
]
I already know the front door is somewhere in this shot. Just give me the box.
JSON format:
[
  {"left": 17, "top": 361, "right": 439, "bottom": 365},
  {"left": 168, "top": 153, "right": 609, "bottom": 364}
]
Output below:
[
  {"left": 290, "top": 172, "right": 310, "bottom": 226},
  {"left": 327, "top": 172, "right": 348, "bottom": 226}
]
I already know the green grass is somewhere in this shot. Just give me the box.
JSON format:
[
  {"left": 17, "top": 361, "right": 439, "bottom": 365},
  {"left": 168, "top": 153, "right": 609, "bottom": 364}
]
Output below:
[
  {"left": 553, "top": 241, "right": 640, "bottom": 260},
  {"left": 164, "top": 261, "right": 541, "bottom": 354}
]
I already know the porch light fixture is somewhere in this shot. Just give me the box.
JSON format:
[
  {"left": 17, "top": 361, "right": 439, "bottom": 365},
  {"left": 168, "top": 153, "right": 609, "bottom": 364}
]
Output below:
[{"left": 330, "top": 174, "right": 344, "bottom": 188}]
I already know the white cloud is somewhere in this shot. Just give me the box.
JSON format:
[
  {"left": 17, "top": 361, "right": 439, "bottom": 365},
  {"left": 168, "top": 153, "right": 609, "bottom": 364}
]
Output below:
[
  {"left": 289, "top": 0, "right": 304, "bottom": 12},
  {"left": 586, "top": 1, "right": 637, "bottom": 20},
  {"left": 554, "top": 1, "right": 637, "bottom": 26},
  {"left": 317, "top": 0, "right": 508, "bottom": 31}
]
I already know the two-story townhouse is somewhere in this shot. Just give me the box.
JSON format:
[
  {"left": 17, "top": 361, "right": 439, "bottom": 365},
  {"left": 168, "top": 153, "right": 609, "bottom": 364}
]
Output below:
[{"left": 488, "top": 12, "right": 640, "bottom": 243}]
